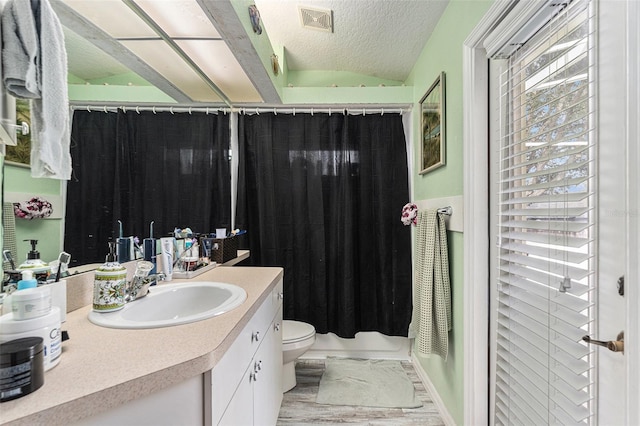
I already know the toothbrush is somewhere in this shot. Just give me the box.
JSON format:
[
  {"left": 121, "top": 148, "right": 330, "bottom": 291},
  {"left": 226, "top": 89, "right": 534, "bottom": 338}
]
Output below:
[
  {"left": 55, "top": 252, "right": 71, "bottom": 282},
  {"left": 2, "top": 250, "right": 15, "bottom": 270}
]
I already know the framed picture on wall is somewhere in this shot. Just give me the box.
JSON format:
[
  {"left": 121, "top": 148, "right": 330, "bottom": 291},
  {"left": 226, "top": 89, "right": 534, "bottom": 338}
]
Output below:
[
  {"left": 419, "top": 72, "right": 445, "bottom": 174},
  {"left": 5, "top": 98, "right": 31, "bottom": 167}
]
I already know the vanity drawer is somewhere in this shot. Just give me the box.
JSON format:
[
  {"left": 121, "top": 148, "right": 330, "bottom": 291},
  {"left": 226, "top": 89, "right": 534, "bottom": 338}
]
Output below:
[
  {"left": 210, "top": 280, "right": 281, "bottom": 423},
  {"left": 271, "top": 278, "right": 284, "bottom": 312}
]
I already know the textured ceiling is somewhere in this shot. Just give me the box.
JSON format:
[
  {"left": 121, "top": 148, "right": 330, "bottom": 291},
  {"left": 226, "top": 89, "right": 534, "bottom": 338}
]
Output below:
[
  {"left": 54, "top": 0, "right": 449, "bottom": 105},
  {"left": 255, "top": 0, "right": 449, "bottom": 82}
]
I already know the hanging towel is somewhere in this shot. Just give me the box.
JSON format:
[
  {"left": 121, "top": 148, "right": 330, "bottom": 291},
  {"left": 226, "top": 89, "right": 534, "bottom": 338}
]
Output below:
[
  {"left": 2, "top": 202, "right": 18, "bottom": 272},
  {"left": 1, "top": 0, "right": 41, "bottom": 99},
  {"left": 409, "top": 208, "right": 451, "bottom": 360},
  {"left": 1, "top": 0, "right": 71, "bottom": 180}
]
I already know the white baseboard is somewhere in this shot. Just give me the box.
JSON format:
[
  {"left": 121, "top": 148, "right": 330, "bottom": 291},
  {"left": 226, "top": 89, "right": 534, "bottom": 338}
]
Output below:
[
  {"left": 411, "top": 352, "right": 456, "bottom": 426},
  {"left": 301, "top": 332, "right": 411, "bottom": 361}
]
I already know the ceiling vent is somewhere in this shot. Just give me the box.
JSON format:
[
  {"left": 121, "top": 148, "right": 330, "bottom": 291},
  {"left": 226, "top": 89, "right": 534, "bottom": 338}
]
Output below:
[{"left": 298, "top": 6, "right": 333, "bottom": 33}]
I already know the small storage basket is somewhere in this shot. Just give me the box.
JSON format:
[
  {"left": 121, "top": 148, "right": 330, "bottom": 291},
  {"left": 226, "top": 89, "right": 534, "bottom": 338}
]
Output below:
[{"left": 211, "top": 235, "right": 239, "bottom": 264}]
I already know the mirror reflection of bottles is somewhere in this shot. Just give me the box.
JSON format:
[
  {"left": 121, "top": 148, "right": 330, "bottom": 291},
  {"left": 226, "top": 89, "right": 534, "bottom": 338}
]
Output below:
[
  {"left": 182, "top": 239, "right": 199, "bottom": 271},
  {"left": 143, "top": 221, "right": 157, "bottom": 285}
]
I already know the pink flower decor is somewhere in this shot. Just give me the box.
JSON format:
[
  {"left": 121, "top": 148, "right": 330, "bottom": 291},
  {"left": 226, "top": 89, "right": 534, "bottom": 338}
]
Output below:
[
  {"left": 13, "top": 197, "right": 54, "bottom": 220},
  {"left": 401, "top": 203, "right": 418, "bottom": 226}
]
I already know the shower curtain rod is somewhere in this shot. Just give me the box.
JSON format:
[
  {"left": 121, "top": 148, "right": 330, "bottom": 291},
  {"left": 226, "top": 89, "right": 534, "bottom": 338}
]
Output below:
[{"left": 70, "top": 105, "right": 410, "bottom": 116}]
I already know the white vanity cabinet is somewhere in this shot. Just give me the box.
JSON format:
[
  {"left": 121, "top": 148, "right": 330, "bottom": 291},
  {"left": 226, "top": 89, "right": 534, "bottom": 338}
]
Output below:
[{"left": 210, "top": 279, "right": 283, "bottom": 426}]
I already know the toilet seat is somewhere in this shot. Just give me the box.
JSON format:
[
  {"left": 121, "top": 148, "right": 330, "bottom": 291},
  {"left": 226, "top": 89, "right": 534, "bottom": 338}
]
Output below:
[{"left": 283, "top": 320, "right": 315, "bottom": 344}]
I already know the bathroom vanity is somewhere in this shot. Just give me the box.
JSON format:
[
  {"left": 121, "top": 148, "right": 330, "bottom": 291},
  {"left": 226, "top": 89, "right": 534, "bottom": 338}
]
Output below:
[
  {"left": 0, "top": 266, "right": 283, "bottom": 426},
  {"left": 209, "top": 277, "right": 283, "bottom": 425}
]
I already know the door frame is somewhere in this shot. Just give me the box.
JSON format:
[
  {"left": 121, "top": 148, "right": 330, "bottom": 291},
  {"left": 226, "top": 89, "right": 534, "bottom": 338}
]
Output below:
[{"left": 462, "top": 0, "right": 640, "bottom": 424}]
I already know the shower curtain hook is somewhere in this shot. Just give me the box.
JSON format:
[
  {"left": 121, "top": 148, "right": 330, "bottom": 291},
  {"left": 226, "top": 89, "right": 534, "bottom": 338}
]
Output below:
[
  {"left": 205, "top": 107, "right": 209, "bottom": 115},
  {"left": 188, "top": 107, "right": 192, "bottom": 115},
  {"left": 170, "top": 107, "right": 174, "bottom": 114},
  {"left": 86, "top": 106, "right": 90, "bottom": 112},
  {"left": 329, "top": 108, "right": 332, "bottom": 116},
  {"left": 381, "top": 108, "right": 384, "bottom": 116},
  {"left": 122, "top": 106, "right": 127, "bottom": 113},
  {"left": 103, "top": 106, "right": 108, "bottom": 113},
  {"left": 256, "top": 108, "right": 260, "bottom": 115},
  {"left": 293, "top": 108, "right": 296, "bottom": 116},
  {"left": 274, "top": 108, "right": 277, "bottom": 115},
  {"left": 135, "top": 106, "right": 140, "bottom": 114},
  {"left": 152, "top": 106, "right": 156, "bottom": 114},
  {"left": 311, "top": 108, "right": 314, "bottom": 116}
]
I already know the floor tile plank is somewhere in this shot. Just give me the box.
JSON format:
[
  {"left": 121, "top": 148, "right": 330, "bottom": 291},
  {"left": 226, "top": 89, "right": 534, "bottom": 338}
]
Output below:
[{"left": 277, "top": 360, "right": 444, "bottom": 425}]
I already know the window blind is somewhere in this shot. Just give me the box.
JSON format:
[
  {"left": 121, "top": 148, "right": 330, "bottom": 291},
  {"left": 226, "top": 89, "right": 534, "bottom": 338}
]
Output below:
[{"left": 493, "top": 0, "right": 596, "bottom": 424}]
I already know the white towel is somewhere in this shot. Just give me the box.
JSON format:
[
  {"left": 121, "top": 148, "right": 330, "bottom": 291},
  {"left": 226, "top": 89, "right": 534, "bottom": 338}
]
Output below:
[
  {"left": 409, "top": 209, "right": 452, "bottom": 360},
  {"left": 2, "top": 0, "right": 71, "bottom": 180},
  {"left": 1, "top": 0, "right": 41, "bottom": 98}
]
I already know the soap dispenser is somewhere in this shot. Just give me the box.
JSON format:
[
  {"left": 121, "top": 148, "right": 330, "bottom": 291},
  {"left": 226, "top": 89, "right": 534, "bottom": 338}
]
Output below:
[
  {"left": 93, "top": 242, "right": 126, "bottom": 312},
  {"left": 17, "top": 240, "right": 49, "bottom": 281}
]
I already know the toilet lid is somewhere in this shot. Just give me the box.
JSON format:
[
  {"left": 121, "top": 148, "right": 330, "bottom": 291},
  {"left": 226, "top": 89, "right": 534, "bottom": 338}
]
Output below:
[{"left": 283, "top": 320, "right": 315, "bottom": 343}]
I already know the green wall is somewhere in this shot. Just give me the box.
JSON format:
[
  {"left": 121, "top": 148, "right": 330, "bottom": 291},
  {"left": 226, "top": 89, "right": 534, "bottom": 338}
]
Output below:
[
  {"left": 405, "top": 1, "right": 492, "bottom": 424},
  {"left": 4, "top": 163, "right": 64, "bottom": 266},
  {"left": 1, "top": 3, "right": 494, "bottom": 422},
  {"left": 1, "top": 153, "right": 3, "bottom": 277}
]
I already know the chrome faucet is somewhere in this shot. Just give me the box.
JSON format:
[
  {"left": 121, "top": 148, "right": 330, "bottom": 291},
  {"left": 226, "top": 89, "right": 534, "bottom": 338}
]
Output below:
[
  {"left": 125, "top": 260, "right": 165, "bottom": 302},
  {"left": 125, "top": 272, "right": 166, "bottom": 302}
]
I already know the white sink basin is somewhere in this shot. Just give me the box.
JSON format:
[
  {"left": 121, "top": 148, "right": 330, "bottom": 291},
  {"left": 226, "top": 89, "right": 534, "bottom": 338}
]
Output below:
[{"left": 88, "top": 281, "right": 247, "bottom": 329}]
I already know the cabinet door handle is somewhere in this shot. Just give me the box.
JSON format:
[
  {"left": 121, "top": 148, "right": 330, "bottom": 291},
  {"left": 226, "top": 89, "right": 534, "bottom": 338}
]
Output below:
[
  {"left": 277, "top": 292, "right": 284, "bottom": 300},
  {"left": 274, "top": 323, "right": 281, "bottom": 332},
  {"left": 252, "top": 331, "right": 260, "bottom": 342},
  {"left": 255, "top": 360, "right": 262, "bottom": 372}
]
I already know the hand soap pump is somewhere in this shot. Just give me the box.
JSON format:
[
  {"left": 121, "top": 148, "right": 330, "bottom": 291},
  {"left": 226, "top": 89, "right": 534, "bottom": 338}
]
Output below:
[
  {"left": 17, "top": 240, "right": 49, "bottom": 281},
  {"left": 93, "top": 242, "right": 126, "bottom": 312}
]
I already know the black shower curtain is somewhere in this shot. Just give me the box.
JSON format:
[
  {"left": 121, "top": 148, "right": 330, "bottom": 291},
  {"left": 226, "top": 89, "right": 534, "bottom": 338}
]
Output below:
[
  {"left": 65, "top": 110, "right": 230, "bottom": 266},
  {"left": 236, "top": 112, "right": 411, "bottom": 338}
]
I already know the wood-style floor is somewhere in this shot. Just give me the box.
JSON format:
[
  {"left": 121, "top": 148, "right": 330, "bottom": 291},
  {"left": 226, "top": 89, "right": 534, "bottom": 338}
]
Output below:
[{"left": 277, "top": 359, "right": 445, "bottom": 425}]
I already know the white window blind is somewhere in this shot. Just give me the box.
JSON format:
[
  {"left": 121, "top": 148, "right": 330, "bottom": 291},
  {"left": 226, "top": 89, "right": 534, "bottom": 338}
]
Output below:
[{"left": 493, "top": 0, "right": 596, "bottom": 424}]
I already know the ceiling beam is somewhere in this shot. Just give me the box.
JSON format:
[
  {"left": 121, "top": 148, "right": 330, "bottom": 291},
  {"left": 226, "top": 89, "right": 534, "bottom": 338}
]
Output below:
[
  {"left": 122, "top": 0, "right": 232, "bottom": 107},
  {"left": 50, "top": 0, "right": 193, "bottom": 104},
  {"left": 197, "top": 0, "right": 281, "bottom": 104}
]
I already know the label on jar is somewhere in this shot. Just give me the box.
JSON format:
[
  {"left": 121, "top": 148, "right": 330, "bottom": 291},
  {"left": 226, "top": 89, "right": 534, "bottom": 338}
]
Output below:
[{"left": 49, "top": 326, "right": 62, "bottom": 362}]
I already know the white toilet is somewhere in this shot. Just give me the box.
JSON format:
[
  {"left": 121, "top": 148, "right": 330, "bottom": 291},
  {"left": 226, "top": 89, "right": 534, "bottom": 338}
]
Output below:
[{"left": 282, "top": 320, "right": 316, "bottom": 392}]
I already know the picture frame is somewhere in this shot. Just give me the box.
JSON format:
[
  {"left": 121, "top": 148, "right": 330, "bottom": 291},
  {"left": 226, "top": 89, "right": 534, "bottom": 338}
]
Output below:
[
  {"left": 419, "top": 72, "right": 446, "bottom": 174},
  {"left": 5, "top": 98, "right": 31, "bottom": 166}
]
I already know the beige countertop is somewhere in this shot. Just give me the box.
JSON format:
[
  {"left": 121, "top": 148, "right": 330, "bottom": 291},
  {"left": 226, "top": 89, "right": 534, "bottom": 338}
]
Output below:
[{"left": 0, "top": 266, "right": 283, "bottom": 426}]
